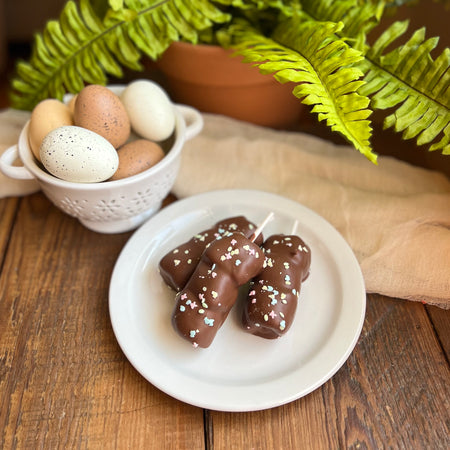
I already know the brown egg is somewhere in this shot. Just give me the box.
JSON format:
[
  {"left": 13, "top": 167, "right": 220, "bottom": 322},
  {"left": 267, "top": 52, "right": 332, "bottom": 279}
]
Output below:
[
  {"left": 109, "top": 139, "right": 165, "bottom": 181},
  {"left": 74, "top": 85, "right": 130, "bottom": 148},
  {"left": 28, "top": 99, "right": 73, "bottom": 162}
]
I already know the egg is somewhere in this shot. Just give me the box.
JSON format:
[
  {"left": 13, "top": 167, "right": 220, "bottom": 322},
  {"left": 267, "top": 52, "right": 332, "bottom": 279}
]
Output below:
[
  {"left": 109, "top": 139, "right": 165, "bottom": 181},
  {"left": 40, "top": 126, "right": 119, "bottom": 183},
  {"left": 120, "top": 80, "right": 176, "bottom": 142},
  {"left": 67, "top": 94, "right": 77, "bottom": 115},
  {"left": 28, "top": 99, "right": 74, "bottom": 162},
  {"left": 74, "top": 85, "right": 130, "bottom": 148}
]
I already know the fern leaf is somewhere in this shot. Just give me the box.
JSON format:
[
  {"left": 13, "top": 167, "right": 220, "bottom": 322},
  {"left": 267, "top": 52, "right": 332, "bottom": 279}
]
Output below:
[
  {"left": 300, "top": 0, "right": 385, "bottom": 51},
  {"left": 109, "top": 0, "right": 124, "bottom": 10},
  {"left": 231, "top": 18, "right": 376, "bottom": 162},
  {"left": 358, "top": 21, "right": 450, "bottom": 154},
  {"left": 10, "top": 0, "right": 231, "bottom": 110}
]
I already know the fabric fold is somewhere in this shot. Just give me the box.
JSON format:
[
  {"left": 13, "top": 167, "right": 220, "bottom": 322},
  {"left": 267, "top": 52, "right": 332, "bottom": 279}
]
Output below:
[{"left": 1, "top": 109, "right": 449, "bottom": 307}]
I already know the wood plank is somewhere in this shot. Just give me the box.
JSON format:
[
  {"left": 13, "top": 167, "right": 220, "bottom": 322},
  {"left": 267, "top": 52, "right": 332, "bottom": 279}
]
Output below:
[
  {"left": 332, "top": 295, "right": 450, "bottom": 449},
  {"left": 209, "top": 388, "right": 339, "bottom": 449},
  {"left": 210, "top": 295, "right": 450, "bottom": 449},
  {"left": 0, "top": 193, "right": 205, "bottom": 449}
]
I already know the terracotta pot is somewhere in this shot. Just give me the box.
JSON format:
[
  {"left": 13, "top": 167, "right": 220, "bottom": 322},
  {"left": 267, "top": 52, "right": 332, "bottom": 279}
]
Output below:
[{"left": 156, "top": 41, "right": 305, "bottom": 129}]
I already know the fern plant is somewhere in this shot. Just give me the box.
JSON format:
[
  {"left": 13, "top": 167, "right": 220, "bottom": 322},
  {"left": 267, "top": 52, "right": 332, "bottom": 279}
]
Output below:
[{"left": 9, "top": 0, "right": 450, "bottom": 163}]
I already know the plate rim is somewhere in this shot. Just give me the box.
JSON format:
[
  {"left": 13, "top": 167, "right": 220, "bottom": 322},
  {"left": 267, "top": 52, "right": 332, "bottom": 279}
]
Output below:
[{"left": 109, "top": 189, "right": 366, "bottom": 411}]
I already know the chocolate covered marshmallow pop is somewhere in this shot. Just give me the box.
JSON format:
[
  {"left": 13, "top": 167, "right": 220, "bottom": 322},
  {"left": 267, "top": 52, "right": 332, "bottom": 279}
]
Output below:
[
  {"left": 242, "top": 234, "right": 311, "bottom": 339},
  {"left": 171, "top": 213, "right": 273, "bottom": 348},
  {"left": 159, "top": 216, "right": 263, "bottom": 291}
]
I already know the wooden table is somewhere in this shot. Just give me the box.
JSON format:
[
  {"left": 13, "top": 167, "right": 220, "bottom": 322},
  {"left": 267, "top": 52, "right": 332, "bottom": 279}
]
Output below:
[{"left": 1, "top": 190, "right": 449, "bottom": 449}]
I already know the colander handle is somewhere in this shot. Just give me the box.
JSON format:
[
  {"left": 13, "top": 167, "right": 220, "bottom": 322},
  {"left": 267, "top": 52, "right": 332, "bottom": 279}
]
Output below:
[
  {"left": 0, "top": 145, "right": 36, "bottom": 180},
  {"left": 177, "top": 104, "right": 204, "bottom": 141}
]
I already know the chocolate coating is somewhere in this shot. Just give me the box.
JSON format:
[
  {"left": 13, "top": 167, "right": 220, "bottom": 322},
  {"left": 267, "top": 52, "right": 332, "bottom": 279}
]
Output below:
[
  {"left": 159, "top": 216, "right": 263, "bottom": 291},
  {"left": 172, "top": 232, "right": 264, "bottom": 348},
  {"left": 242, "top": 234, "right": 311, "bottom": 339}
]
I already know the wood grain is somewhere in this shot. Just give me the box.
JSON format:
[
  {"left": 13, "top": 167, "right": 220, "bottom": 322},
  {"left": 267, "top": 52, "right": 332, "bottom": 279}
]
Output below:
[
  {"left": 426, "top": 305, "right": 450, "bottom": 361},
  {"left": 0, "top": 194, "right": 204, "bottom": 449},
  {"left": 210, "top": 390, "right": 340, "bottom": 449},
  {"left": 332, "top": 295, "right": 449, "bottom": 449},
  {"left": 210, "top": 296, "right": 450, "bottom": 449},
  {"left": 0, "top": 198, "right": 19, "bottom": 263}
]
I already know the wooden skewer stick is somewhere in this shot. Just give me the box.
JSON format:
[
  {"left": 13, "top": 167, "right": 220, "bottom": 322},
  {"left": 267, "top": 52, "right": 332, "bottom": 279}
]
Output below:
[
  {"left": 250, "top": 211, "right": 274, "bottom": 243},
  {"left": 291, "top": 219, "right": 299, "bottom": 235}
]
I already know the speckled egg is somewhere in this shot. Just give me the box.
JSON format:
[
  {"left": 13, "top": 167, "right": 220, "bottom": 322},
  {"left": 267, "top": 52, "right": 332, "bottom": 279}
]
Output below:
[
  {"left": 28, "top": 99, "right": 74, "bottom": 162},
  {"left": 73, "top": 85, "right": 130, "bottom": 148},
  {"left": 40, "top": 126, "right": 119, "bottom": 183},
  {"left": 109, "top": 139, "right": 165, "bottom": 181},
  {"left": 120, "top": 80, "right": 175, "bottom": 142}
]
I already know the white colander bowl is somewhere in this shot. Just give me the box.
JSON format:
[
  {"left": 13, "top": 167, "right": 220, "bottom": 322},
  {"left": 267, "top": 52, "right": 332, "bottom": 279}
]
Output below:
[{"left": 0, "top": 86, "right": 203, "bottom": 233}]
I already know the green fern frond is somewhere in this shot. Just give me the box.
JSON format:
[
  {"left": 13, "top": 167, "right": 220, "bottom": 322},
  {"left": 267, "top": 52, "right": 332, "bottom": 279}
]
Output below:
[
  {"left": 300, "top": 0, "right": 385, "bottom": 51},
  {"left": 213, "top": 0, "right": 289, "bottom": 11},
  {"left": 358, "top": 21, "right": 450, "bottom": 154},
  {"left": 231, "top": 18, "right": 376, "bottom": 163},
  {"left": 10, "top": 0, "right": 231, "bottom": 110},
  {"left": 9, "top": 0, "right": 450, "bottom": 161}
]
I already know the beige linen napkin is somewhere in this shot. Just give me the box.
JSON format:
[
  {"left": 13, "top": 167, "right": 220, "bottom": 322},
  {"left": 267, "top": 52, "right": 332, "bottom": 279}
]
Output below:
[
  {"left": 0, "top": 109, "right": 39, "bottom": 197},
  {"left": 1, "top": 109, "right": 449, "bottom": 307},
  {"left": 172, "top": 113, "right": 450, "bottom": 309}
]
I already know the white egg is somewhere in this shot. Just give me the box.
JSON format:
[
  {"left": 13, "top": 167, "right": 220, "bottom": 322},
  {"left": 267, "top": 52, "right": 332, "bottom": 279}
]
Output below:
[
  {"left": 120, "top": 80, "right": 176, "bottom": 141},
  {"left": 40, "top": 126, "right": 119, "bottom": 183}
]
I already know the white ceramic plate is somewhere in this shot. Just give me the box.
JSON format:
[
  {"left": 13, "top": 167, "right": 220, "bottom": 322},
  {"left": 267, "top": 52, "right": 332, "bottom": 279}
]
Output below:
[{"left": 109, "top": 189, "right": 366, "bottom": 412}]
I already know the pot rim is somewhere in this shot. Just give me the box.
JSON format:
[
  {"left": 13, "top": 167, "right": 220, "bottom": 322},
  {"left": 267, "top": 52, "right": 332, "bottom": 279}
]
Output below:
[{"left": 157, "top": 41, "right": 276, "bottom": 87}]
